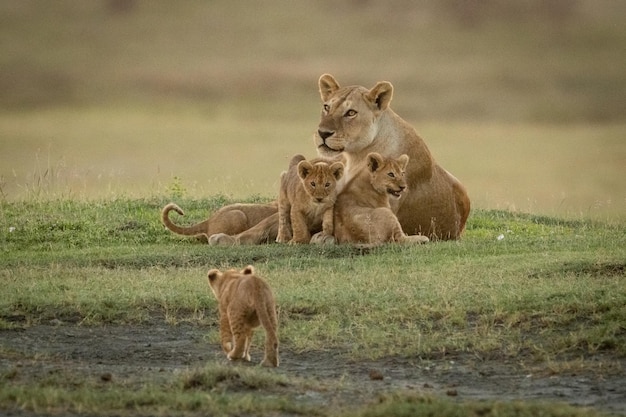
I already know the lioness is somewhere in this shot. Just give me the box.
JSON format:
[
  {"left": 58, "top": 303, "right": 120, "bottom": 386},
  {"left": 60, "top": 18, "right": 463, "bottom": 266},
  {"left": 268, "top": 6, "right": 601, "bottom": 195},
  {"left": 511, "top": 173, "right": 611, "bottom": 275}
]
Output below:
[
  {"left": 202, "top": 74, "right": 470, "bottom": 244},
  {"left": 161, "top": 202, "right": 277, "bottom": 242},
  {"left": 276, "top": 154, "right": 344, "bottom": 244},
  {"left": 315, "top": 74, "right": 470, "bottom": 240},
  {"left": 207, "top": 265, "right": 279, "bottom": 367},
  {"left": 332, "top": 152, "right": 429, "bottom": 245}
]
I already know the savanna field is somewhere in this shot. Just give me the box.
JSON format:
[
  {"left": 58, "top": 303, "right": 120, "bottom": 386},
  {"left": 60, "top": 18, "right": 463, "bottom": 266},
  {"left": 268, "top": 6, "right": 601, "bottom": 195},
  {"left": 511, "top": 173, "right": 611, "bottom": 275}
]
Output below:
[{"left": 1, "top": 1, "right": 625, "bottom": 416}]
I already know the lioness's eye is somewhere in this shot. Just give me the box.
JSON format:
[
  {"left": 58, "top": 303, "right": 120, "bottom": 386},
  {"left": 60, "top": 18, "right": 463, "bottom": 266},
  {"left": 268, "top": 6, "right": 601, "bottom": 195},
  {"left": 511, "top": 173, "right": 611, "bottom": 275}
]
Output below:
[
  {"left": 388, "top": 172, "right": 395, "bottom": 178},
  {"left": 323, "top": 104, "right": 330, "bottom": 112},
  {"left": 345, "top": 109, "right": 357, "bottom": 117}
]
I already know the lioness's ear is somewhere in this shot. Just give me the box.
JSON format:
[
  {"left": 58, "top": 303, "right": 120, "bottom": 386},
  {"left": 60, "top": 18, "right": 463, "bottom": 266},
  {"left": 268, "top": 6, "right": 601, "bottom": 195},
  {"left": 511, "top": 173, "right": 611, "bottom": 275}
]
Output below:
[
  {"left": 366, "top": 81, "right": 393, "bottom": 111},
  {"left": 243, "top": 265, "right": 255, "bottom": 275},
  {"left": 398, "top": 154, "right": 409, "bottom": 170},
  {"left": 367, "top": 153, "right": 384, "bottom": 173},
  {"left": 330, "top": 162, "right": 344, "bottom": 181},
  {"left": 297, "top": 160, "right": 313, "bottom": 180},
  {"left": 207, "top": 269, "right": 220, "bottom": 283},
  {"left": 319, "top": 74, "right": 340, "bottom": 102}
]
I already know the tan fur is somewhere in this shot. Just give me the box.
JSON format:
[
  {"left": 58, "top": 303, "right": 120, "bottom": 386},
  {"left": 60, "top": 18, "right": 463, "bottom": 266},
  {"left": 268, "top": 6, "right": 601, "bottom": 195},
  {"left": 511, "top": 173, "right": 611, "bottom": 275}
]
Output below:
[
  {"left": 207, "top": 265, "right": 279, "bottom": 367},
  {"left": 315, "top": 74, "right": 470, "bottom": 240},
  {"left": 276, "top": 154, "right": 344, "bottom": 244},
  {"left": 332, "top": 152, "right": 429, "bottom": 245},
  {"left": 199, "top": 73, "right": 470, "bottom": 245},
  {"left": 161, "top": 202, "right": 277, "bottom": 242}
]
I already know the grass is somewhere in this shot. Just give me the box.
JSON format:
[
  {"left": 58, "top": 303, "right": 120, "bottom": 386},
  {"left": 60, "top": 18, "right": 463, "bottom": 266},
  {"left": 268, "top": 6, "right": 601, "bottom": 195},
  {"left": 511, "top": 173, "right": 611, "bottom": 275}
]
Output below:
[
  {"left": 1, "top": 1, "right": 625, "bottom": 414},
  {"left": 1, "top": 197, "right": 624, "bottom": 357},
  {"left": 1, "top": 363, "right": 317, "bottom": 417},
  {"left": 1, "top": 197, "right": 624, "bottom": 415},
  {"left": 1, "top": 109, "right": 624, "bottom": 220},
  {"left": 1, "top": 0, "right": 625, "bottom": 219}
]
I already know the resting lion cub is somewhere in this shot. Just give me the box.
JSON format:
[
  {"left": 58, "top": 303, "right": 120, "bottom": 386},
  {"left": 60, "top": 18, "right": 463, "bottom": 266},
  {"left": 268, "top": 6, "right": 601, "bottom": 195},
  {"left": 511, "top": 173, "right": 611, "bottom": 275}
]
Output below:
[
  {"left": 332, "top": 152, "right": 429, "bottom": 245},
  {"left": 207, "top": 265, "right": 279, "bottom": 367},
  {"left": 162, "top": 202, "right": 277, "bottom": 242},
  {"left": 276, "top": 154, "right": 344, "bottom": 244}
]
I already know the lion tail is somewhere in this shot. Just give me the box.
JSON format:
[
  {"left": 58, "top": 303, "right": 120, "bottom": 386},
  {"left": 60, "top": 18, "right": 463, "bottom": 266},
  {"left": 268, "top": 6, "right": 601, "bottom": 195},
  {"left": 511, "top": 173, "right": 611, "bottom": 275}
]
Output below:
[{"left": 161, "top": 202, "right": 210, "bottom": 240}]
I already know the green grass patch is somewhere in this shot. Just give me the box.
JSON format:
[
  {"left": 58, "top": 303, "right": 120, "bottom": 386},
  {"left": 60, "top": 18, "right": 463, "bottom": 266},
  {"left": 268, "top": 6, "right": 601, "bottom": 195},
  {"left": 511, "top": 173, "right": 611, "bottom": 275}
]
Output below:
[
  {"left": 0, "top": 197, "right": 624, "bottom": 416},
  {"left": 1, "top": 363, "right": 319, "bottom": 417},
  {"left": 3, "top": 363, "right": 608, "bottom": 417},
  {"left": 1, "top": 197, "right": 624, "bottom": 359}
]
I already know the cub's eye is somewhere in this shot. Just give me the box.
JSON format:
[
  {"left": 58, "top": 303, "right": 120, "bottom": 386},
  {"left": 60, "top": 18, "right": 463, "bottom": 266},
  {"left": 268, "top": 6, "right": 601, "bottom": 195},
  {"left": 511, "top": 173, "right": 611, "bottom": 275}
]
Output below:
[
  {"left": 325, "top": 182, "right": 331, "bottom": 188},
  {"left": 323, "top": 104, "right": 330, "bottom": 112},
  {"left": 387, "top": 172, "right": 395, "bottom": 178},
  {"left": 344, "top": 109, "right": 357, "bottom": 117},
  {"left": 310, "top": 181, "right": 316, "bottom": 187}
]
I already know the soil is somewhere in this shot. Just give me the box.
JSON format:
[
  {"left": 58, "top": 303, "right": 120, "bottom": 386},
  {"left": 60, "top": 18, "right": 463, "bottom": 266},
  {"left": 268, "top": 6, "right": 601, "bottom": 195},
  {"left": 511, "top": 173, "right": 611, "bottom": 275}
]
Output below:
[{"left": 1, "top": 322, "right": 624, "bottom": 416}]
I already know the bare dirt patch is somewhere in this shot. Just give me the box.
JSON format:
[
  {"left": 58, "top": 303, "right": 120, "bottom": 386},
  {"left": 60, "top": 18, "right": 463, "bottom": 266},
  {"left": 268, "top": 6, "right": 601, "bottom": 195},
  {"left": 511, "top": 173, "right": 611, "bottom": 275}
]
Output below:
[{"left": 1, "top": 323, "right": 624, "bottom": 415}]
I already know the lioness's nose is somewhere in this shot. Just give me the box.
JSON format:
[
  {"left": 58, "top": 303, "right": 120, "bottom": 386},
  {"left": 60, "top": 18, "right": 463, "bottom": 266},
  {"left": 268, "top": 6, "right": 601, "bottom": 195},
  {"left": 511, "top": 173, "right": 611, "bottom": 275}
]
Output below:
[{"left": 318, "top": 130, "right": 334, "bottom": 140}]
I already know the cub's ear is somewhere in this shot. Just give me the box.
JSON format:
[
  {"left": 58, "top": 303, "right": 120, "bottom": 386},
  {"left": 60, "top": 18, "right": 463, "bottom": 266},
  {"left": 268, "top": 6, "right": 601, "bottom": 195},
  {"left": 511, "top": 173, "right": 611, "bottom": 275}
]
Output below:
[
  {"left": 297, "top": 160, "right": 314, "bottom": 180},
  {"left": 330, "top": 162, "right": 344, "bottom": 181},
  {"left": 366, "top": 81, "right": 393, "bottom": 111},
  {"left": 243, "top": 265, "right": 255, "bottom": 275},
  {"left": 319, "top": 74, "right": 340, "bottom": 102},
  {"left": 398, "top": 154, "right": 409, "bottom": 171},
  {"left": 207, "top": 269, "right": 221, "bottom": 283},
  {"left": 367, "top": 152, "right": 384, "bottom": 173}
]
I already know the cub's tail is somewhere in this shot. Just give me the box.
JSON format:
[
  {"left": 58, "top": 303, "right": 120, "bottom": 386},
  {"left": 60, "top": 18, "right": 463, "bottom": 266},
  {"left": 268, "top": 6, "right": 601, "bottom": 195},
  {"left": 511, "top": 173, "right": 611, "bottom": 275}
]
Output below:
[{"left": 161, "top": 203, "right": 210, "bottom": 240}]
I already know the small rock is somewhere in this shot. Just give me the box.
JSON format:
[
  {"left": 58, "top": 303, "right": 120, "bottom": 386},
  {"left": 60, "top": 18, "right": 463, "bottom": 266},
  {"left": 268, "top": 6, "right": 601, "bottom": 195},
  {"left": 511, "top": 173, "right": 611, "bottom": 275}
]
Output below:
[{"left": 369, "top": 369, "right": 384, "bottom": 380}]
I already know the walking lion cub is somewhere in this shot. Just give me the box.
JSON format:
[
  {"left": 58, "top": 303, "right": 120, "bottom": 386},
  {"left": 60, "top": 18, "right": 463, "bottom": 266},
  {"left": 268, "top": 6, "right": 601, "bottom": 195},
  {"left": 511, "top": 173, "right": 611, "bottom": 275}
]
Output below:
[
  {"left": 207, "top": 265, "right": 279, "bottom": 367},
  {"left": 277, "top": 154, "right": 344, "bottom": 244}
]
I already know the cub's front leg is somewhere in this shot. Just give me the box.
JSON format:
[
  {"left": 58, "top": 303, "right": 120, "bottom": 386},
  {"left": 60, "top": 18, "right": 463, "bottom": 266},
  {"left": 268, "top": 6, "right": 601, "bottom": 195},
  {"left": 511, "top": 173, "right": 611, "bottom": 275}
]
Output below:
[
  {"left": 320, "top": 205, "right": 335, "bottom": 239},
  {"left": 289, "top": 208, "right": 312, "bottom": 244},
  {"left": 276, "top": 200, "right": 293, "bottom": 243}
]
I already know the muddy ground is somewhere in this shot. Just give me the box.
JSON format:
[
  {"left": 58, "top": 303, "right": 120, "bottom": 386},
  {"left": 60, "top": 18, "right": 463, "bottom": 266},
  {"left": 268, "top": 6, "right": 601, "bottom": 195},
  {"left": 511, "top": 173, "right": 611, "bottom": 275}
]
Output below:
[{"left": 1, "top": 322, "right": 624, "bottom": 416}]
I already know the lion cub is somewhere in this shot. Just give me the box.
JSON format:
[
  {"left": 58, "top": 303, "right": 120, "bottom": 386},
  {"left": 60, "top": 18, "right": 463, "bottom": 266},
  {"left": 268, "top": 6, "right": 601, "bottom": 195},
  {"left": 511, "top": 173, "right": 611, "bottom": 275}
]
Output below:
[
  {"left": 276, "top": 154, "right": 344, "bottom": 244},
  {"left": 333, "top": 152, "right": 429, "bottom": 245},
  {"left": 207, "top": 265, "right": 279, "bottom": 367}
]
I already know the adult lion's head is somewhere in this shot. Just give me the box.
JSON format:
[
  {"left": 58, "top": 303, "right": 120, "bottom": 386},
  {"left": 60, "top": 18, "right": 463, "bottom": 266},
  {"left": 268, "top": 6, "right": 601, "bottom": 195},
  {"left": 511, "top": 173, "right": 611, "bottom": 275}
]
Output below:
[{"left": 314, "top": 73, "right": 393, "bottom": 157}]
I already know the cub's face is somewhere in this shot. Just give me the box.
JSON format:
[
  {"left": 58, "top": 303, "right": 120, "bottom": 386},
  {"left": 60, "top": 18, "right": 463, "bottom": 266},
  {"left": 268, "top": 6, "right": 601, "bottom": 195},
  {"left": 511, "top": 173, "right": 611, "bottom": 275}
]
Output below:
[
  {"left": 367, "top": 153, "right": 409, "bottom": 199},
  {"left": 314, "top": 74, "right": 393, "bottom": 158},
  {"left": 297, "top": 161, "right": 344, "bottom": 203}
]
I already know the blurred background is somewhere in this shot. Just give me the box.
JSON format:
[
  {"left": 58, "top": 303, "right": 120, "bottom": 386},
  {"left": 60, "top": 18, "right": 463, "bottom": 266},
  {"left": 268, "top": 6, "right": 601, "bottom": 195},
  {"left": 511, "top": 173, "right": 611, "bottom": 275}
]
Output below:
[{"left": 0, "top": 0, "right": 624, "bottom": 220}]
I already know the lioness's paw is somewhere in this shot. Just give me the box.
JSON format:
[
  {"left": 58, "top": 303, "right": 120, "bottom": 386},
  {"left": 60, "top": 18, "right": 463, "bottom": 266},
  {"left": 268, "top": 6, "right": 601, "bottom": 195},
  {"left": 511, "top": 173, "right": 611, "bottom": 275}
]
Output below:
[
  {"left": 310, "top": 232, "right": 336, "bottom": 245},
  {"left": 209, "top": 233, "right": 237, "bottom": 246}
]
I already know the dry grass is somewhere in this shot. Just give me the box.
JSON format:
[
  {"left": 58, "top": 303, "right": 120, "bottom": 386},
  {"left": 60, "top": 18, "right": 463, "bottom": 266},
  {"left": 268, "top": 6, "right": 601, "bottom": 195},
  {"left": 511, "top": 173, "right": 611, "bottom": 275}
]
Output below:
[
  {"left": 1, "top": 0, "right": 625, "bottom": 220},
  {"left": 1, "top": 110, "right": 623, "bottom": 220}
]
